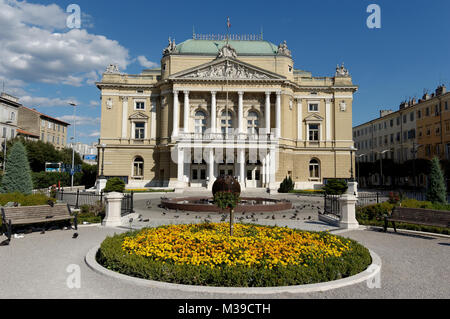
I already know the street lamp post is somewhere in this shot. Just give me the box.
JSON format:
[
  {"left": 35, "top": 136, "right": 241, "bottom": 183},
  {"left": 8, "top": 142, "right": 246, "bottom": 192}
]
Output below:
[
  {"left": 378, "top": 150, "right": 390, "bottom": 187},
  {"left": 356, "top": 154, "right": 366, "bottom": 185},
  {"left": 99, "top": 143, "right": 106, "bottom": 178},
  {"left": 350, "top": 146, "right": 357, "bottom": 182},
  {"left": 411, "top": 142, "right": 423, "bottom": 189},
  {"left": 69, "top": 102, "right": 77, "bottom": 188}
]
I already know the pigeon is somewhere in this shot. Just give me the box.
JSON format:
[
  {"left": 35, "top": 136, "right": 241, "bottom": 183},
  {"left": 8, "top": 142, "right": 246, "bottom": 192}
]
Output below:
[
  {"left": 142, "top": 219, "right": 149, "bottom": 222},
  {"left": 308, "top": 216, "right": 312, "bottom": 220},
  {"left": 0, "top": 240, "right": 10, "bottom": 246},
  {"left": 72, "top": 233, "right": 79, "bottom": 239},
  {"left": 47, "top": 200, "right": 55, "bottom": 207},
  {"left": 272, "top": 215, "right": 275, "bottom": 220}
]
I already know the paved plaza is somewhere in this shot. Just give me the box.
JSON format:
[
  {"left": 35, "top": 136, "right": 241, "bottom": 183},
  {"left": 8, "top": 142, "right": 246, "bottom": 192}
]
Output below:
[{"left": 0, "top": 193, "right": 449, "bottom": 299}]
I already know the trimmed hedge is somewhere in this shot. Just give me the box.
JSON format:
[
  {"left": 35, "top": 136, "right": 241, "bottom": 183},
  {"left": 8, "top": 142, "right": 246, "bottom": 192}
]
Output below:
[{"left": 96, "top": 227, "right": 372, "bottom": 287}]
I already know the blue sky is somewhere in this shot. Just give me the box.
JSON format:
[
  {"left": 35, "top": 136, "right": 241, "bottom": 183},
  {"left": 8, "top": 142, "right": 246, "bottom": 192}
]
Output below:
[{"left": 1, "top": 0, "right": 449, "bottom": 145}]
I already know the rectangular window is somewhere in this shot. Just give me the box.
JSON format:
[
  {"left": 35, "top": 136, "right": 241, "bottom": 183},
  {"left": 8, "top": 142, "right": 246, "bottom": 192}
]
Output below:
[
  {"left": 247, "top": 170, "right": 253, "bottom": 181},
  {"left": 134, "top": 122, "right": 145, "bottom": 139},
  {"left": 396, "top": 117, "right": 400, "bottom": 126},
  {"left": 445, "top": 101, "right": 448, "bottom": 111},
  {"left": 417, "top": 110, "right": 422, "bottom": 119},
  {"left": 48, "top": 121, "right": 52, "bottom": 129},
  {"left": 403, "top": 115, "right": 407, "bottom": 123},
  {"left": 390, "top": 120, "right": 393, "bottom": 127},
  {"left": 435, "top": 105, "right": 440, "bottom": 116},
  {"left": 426, "top": 107, "right": 430, "bottom": 116},
  {"left": 200, "top": 169, "right": 206, "bottom": 180},
  {"left": 410, "top": 112, "right": 414, "bottom": 122},
  {"left": 135, "top": 101, "right": 145, "bottom": 110},
  {"left": 2, "top": 128, "right": 6, "bottom": 138},
  {"left": 10, "top": 129, "right": 14, "bottom": 139},
  {"left": 308, "top": 103, "right": 319, "bottom": 112},
  {"left": 308, "top": 124, "right": 319, "bottom": 141}
]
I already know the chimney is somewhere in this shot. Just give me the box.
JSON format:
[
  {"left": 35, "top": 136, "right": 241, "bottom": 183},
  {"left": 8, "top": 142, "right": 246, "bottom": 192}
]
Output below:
[
  {"left": 423, "top": 93, "right": 430, "bottom": 100},
  {"left": 399, "top": 101, "right": 407, "bottom": 109},
  {"left": 436, "top": 85, "right": 447, "bottom": 96},
  {"left": 380, "top": 110, "right": 393, "bottom": 117}
]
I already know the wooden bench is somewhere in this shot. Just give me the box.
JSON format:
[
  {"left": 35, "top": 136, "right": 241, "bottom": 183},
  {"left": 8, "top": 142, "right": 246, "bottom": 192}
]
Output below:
[
  {"left": 384, "top": 206, "right": 450, "bottom": 232},
  {"left": 1, "top": 204, "right": 77, "bottom": 244}
]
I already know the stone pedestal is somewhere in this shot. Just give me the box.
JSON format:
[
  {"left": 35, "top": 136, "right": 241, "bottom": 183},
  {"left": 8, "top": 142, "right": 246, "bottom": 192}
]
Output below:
[
  {"left": 102, "top": 192, "right": 124, "bottom": 227},
  {"left": 347, "top": 181, "right": 358, "bottom": 196},
  {"left": 338, "top": 193, "right": 359, "bottom": 229},
  {"left": 96, "top": 178, "right": 107, "bottom": 194}
]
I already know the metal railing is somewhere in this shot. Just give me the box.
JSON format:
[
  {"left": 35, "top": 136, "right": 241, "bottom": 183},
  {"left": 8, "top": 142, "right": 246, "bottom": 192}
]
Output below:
[
  {"left": 323, "top": 194, "right": 341, "bottom": 218},
  {"left": 55, "top": 190, "right": 134, "bottom": 216}
]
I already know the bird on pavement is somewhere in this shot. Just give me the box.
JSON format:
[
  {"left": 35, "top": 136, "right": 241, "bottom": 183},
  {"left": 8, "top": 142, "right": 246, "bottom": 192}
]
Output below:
[{"left": 72, "top": 233, "right": 78, "bottom": 239}]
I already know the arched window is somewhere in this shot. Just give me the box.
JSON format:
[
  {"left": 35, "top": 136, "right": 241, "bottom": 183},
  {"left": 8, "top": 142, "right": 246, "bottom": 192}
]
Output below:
[
  {"left": 309, "top": 159, "right": 320, "bottom": 179},
  {"left": 221, "top": 111, "right": 233, "bottom": 134},
  {"left": 194, "top": 110, "right": 207, "bottom": 134},
  {"left": 247, "top": 111, "right": 259, "bottom": 134},
  {"left": 133, "top": 156, "right": 144, "bottom": 178}
]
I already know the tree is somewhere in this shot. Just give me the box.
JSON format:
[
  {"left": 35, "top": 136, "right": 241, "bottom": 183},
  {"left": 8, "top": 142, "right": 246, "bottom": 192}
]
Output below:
[
  {"left": 1, "top": 141, "right": 33, "bottom": 194},
  {"left": 426, "top": 157, "right": 447, "bottom": 204},
  {"left": 214, "top": 191, "right": 240, "bottom": 236}
]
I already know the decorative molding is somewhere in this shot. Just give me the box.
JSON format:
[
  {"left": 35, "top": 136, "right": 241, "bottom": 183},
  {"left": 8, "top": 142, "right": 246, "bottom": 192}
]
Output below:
[
  {"left": 129, "top": 112, "right": 149, "bottom": 120},
  {"left": 217, "top": 44, "right": 237, "bottom": 59},
  {"left": 105, "top": 64, "right": 120, "bottom": 74}
]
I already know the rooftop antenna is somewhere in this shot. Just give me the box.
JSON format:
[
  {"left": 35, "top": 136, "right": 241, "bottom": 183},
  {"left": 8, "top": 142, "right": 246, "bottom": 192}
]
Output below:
[
  {"left": 192, "top": 25, "right": 195, "bottom": 39},
  {"left": 260, "top": 26, "right": 264, "bottom": 40}
]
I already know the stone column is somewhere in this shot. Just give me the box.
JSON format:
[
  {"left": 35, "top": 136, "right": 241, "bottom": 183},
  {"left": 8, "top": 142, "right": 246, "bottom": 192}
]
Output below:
[
  {"left": 172, "top": 90, "right": 179, "bottom": 138},
  {"left": 297, "top": 99, "right": 303, "bottom": 140},
  {"left": 265, "top": 92, "right": 271, "bottom": 133},
  {"left": 338, "top": 194, "right": 359, "bottom": 229},
  {"left": 207, "top": 148, "right": 215, "bottom": 190},
  {"left": 239, "top": 148, "right": 246, "bottom": 189},
  {"left": 325, "top": 99, "right": 332, "bottom": 142},
  {"left": 102, "top": 192, "right": 124, "bottom": 227},
  {"left": 183, "top": 91, "right": 190, "bottom": 133},
  {"left": 122, "top": 97, "right": 128, "bottom": 139},
  {"left": 269, "top": 148, "right": 277, "bottom": 193},
  {"left": 211, "top": 91, "right": 217, "bottom": 133},
  {"left": 177, "top": 147, "right": 184, "bottom": 183},
  {"left": 262, "top": 155, "right": 266, "bottom": 187},
  {"left": 275, "top": 91, "right": 281, "bottom": 138},
  {"left": 238, "top": 91, "right": 244, "bottom": 134}
]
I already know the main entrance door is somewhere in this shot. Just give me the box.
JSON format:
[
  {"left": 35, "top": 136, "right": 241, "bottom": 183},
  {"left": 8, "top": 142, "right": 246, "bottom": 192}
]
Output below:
[
  {"left": 190, "top": 163, "right": 207, "bottom": 187},
  {"left": 218, "top": 164, "right": 234, "bottom": 178},
  {"left": 246, "top": 164, "right": 262, "bottom": 188}
]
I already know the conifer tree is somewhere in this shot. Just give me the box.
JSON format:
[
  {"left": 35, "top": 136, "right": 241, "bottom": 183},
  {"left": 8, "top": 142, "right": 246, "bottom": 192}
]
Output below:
[
  {"left": 426, "top": 157, "right": 447, "bottom": 204},
  {"left": 1, "top": 141, "right": 33, "bottom": 194}
]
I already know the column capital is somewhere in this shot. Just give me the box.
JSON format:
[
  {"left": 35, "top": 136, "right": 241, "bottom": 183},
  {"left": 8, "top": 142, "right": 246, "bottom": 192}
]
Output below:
[
  {"left": 122, "top": 96, "right": 128, "bottom": 102},
  {"left": 183, "top": 90, "right": 190, "bottom": 95},
  {"left": 265, "top": 91, "right": 272, "bottom": 96},
  {"left": 276, "top": 91, "right": 282, "bottom": 96},
  {"left": 238, "top": 91, "right": 244, "bottom": 96},
  {"left": 211, "top": 91, "right": 217, "bottom": 96},
  {"left": 173, "top": 90, "right": 179, "bottom": 95}
]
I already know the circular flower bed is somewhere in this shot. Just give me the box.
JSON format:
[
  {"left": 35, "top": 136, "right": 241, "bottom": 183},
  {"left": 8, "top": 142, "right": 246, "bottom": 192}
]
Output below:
[{"left": 96, "top": 223, "right": 372, "bottom": 287}]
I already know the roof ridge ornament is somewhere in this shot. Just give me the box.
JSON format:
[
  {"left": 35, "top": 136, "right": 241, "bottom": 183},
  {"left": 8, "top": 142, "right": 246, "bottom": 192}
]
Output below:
[
  {"left": 105, "top": 64, "right": 120, "bottom": 74},
  {"left": 335, "top": 63, "right": 350, "bottom": 77},
  {"left": 277, "top": 40, "right": 291, "bottom": 57},
  {"left": 217, "top": 43, "right": 237, "bottom": 59},
  {"left": 163, "top": 37, "right": 177, "bottom": 56}
]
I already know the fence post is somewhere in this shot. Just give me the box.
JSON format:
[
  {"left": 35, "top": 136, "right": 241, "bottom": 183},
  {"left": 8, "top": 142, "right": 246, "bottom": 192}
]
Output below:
[
  {"left": 130, "top": 191, "right": 134, "bottom": 213},
  {"left": 61, "top": 188, "right": 64, "bottom": 201},
  {"left": 75, "top": 189, "right": 80, "bottom": 209},
  {"left": 100, "top": 191, "right": 103, "bottom": 205},
  {"left": 376, "top": 192, "right": 379, "bottom": 204}
]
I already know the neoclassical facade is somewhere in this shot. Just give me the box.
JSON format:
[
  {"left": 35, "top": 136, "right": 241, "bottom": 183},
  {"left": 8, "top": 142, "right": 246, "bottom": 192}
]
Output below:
[{"left": 96, "top": 35, "right": 357, "bottom": 190}]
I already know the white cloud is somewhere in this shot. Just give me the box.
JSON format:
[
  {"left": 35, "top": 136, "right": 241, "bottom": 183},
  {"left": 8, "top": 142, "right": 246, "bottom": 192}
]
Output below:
[
  {"left": 58, "top": 115, "right": 100, "bottom": 126},
  {"left": 19, "top": 95, "right": 79, "bottom": 108},
  {"left": 0, "top": 0, "right": 130, "bottom": 87},
  {"left": 89, "top": 131, "right": 100, "bottom": 137},
  {"left": 137, "top": 56, "right": 158, "bottom": 69}
]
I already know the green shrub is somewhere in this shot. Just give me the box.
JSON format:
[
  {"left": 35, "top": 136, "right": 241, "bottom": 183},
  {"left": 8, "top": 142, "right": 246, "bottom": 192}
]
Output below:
[
  {"left": 78, "top": 202, "right": 105, "bottom": 224},
  {"left": 323, "top": 179, "right": 348, "bottom": 195},
  {"left": 103, "top": 178, "right": 125, "bottom": 193},
  {"left": 32, "top": 171, "right": 82, "bottom": 189},
  {"left": 0, "top": 193, "right": 55, "bottom": 207},
  {"left": 278, "top": 176, "right": 294, "bottom": 193},
  {"left": 96, "top": 228, "right": 372, "bottom": 287}
]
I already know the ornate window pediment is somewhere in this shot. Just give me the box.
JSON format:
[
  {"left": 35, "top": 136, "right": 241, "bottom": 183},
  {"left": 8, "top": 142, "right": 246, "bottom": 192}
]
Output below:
[
  {"left": 169, "top": 58, "right": 286, "bottom": 81},
  {"left": 304, "top": 114, "right": 324, "bottom": 122},
  {"left": 129, "top": 112, "right": 149, "bottom": 120}
]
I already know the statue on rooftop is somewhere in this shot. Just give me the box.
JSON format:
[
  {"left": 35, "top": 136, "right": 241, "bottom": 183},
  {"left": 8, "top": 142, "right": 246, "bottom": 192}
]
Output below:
[{"left": 277, "top": 40, "right": 291, "bottom": 57}]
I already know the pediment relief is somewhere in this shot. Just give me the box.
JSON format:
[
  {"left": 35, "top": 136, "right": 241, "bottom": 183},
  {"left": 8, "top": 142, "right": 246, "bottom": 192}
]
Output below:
[
  {"left": 170, "top": 58, "right": 285, "bottom": 81},
  {"left": 129, "top": 112, "right": 149, "bottom": 120},
  {"left": 304, "top": 114, "right": 324, "bottom": 122}
]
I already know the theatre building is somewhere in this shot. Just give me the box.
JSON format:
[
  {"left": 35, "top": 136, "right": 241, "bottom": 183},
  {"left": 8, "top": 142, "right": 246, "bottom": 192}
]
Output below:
[{"left": 96, "top": 34, "right": 357, "bottom": 191}]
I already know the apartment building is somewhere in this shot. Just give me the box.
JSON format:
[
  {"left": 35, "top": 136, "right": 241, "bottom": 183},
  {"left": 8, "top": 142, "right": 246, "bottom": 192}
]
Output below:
[{"left": 18, "top": 106, "right": 70, "bottom": 150}]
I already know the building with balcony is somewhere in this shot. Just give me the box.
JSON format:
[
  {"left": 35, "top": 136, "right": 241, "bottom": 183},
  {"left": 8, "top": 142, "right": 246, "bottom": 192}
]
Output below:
[{"left": 96, "top": 34, "right": 357, "bottom": 190}]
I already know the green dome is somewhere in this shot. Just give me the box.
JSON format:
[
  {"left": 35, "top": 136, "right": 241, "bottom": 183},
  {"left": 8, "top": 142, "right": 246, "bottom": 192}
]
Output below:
[{"left": 175, "top": 39, "right": 278, "bottom": 56}]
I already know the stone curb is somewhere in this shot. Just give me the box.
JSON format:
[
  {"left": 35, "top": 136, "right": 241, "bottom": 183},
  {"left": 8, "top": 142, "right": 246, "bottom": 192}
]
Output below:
[
  {"left": 85, "top": 244, "right": 381, "bottom": 295},
  {"left": 360, "top": 225, "right": 450, "bottom": 239}
]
